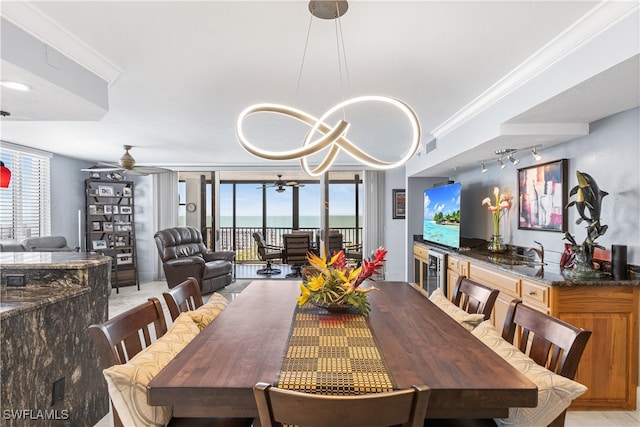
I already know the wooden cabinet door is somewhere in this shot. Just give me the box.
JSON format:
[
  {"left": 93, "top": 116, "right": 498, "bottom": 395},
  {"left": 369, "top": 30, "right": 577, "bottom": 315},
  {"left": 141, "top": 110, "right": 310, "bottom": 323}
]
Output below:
[{"left": 555, "top": 286, "right": 639, "bottom": 410}]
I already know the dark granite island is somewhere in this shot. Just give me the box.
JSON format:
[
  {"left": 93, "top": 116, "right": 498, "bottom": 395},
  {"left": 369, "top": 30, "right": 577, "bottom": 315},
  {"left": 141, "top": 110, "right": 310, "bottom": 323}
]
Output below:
[{"left": 1, "top": 253, "right": 111, "bottom": 426}]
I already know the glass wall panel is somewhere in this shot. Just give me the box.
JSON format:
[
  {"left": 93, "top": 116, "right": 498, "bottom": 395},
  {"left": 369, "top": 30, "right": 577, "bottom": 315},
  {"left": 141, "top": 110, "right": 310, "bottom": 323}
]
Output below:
[{"left": 299, "top": 183, "right": 320, "bottom": 229}]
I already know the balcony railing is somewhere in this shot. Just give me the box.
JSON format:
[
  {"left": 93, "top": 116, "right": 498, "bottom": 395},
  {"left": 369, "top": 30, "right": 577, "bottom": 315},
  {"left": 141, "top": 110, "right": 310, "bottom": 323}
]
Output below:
[{"left": 206, "top": 226, "right": 362, "bottom": 262}]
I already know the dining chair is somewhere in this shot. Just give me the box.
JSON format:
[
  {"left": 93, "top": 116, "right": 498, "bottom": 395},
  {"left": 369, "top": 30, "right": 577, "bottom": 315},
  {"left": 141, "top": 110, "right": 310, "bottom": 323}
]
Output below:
[
  {"left": 254, "top": 382, "right": 431, "bottom": 427},
  {"left": 424, "top": 299, "right": 592, "bottom": 427},
  {"left": 283, "top": 233, "right": 311, "bottom": 278},
  {"left": 451, "top": 276, "right": 499, "bottom": 320},
  {"left": 89, "top": 298, "right": 251, "bottom": 427},
  {"left": 89, "top": 298, "right": 168, "bottom": 427},
  {"left": 162, "top": 276, "right": 204, "bottom": 321},
  {"left": 252, "top": 231, "right": 283, "bottom": 275}
]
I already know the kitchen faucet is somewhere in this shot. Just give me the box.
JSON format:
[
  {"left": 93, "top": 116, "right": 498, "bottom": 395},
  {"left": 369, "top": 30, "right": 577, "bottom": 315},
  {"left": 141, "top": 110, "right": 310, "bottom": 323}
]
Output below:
[{"left": 526, "top": 240, "right": 545, "bottom": 265}]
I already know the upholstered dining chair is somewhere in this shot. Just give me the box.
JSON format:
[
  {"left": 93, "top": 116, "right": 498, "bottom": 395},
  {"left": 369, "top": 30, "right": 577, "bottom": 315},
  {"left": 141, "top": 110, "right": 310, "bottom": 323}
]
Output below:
[
  {"left": 451, "top": 276, "right": 499, "bottom": 320},
  {"left": 162, "top": 277, "right": 204, "bottom": 321},
  {"left": 252, "top": 231, "right": 283, "bottom": 275},
  {"left": 282, "top": 233, "right": 311, "bottom": 278},
  {"left": 254, "top": 382, "right": 431, "bottom": 427},
  {"left": 88, "top": 298, "right": 252, "bottom": 427}
]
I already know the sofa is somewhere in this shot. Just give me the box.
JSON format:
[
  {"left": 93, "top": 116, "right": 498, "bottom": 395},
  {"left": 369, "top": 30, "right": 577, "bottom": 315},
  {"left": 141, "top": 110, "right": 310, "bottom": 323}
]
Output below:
[
  {"left": 21, "top": 236, "right": 77, "bottom": 252},
  {"left": 0, "top": 236, "right": 77, "bottom": 252},
  {"left": 154, "top": 226, "right": 235, "bottom": 294}
]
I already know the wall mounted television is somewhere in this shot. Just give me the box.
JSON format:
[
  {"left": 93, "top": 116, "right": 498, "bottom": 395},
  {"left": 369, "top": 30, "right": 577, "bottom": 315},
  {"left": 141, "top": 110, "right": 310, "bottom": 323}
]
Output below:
[{"left": 423, "top": 182, "right": 461, "bottom": 249}]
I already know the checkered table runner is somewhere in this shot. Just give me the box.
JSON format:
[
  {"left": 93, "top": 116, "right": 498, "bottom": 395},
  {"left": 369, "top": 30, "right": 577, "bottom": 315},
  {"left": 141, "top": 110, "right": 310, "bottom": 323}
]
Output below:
[{"left": 277, "top": 305, "right": 394, "bottom": 395}]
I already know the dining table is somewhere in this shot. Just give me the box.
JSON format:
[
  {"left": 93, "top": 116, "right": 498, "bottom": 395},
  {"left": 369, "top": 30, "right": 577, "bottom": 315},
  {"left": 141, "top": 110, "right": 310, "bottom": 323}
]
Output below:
[{"left": 147, "top": 280, "right": 537, "bottom": 420}]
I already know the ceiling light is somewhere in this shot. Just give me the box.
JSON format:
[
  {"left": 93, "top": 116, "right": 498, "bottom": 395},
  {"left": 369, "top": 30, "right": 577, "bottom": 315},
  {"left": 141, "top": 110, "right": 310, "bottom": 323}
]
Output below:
[
  {"left": 531, "top": 147, "right": 542, "bottom": 161},
  {"left": 236, "top": 1, "right": 421, "bottom": 177},
  {"left": 508, "top": 154, "right": 520, "bottom": 165},
  {"left": 0, "top": 81, "right": 30, "bottom": 91},
  {"left": 498, "top": 158, "right": 506, "bottom": 169},
  {"left": 481, "top": 161, "right": 488, "bottom": 173}
]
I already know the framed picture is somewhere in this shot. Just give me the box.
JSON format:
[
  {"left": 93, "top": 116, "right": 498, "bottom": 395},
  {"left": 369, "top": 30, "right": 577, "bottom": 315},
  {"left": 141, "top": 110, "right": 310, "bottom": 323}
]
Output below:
[
  {"left": 518, "top": 159, "right": 568, "bottom": 232},
  {"left": 103, "top": 222, "right": 113, "bottom": 232},
  {"left": 104, "top": 205, "right": 113, "bottom": 214},
  {"left": 122, "top": 187, "right": 132, "bottom": 197},
  {"left": 92, "top": 240, "right": 107, "bottom": 250},
  {"left": 92, "top": 221, "right": 101, "bottom": 231},
  {"left": 89, "top": 205, "right": 97, "bottom": 215},
  {"left": 98, "top": 185, "right": 114, "bottom": 196},
  {"left": 112, "top": 205, "right": 119, "bottom": 214},
  {"left": 392, "top": 189, "right": 406, "bottom": 220},
  {"left": 120, "top": 206, "right": 132, "bottom": 214}
]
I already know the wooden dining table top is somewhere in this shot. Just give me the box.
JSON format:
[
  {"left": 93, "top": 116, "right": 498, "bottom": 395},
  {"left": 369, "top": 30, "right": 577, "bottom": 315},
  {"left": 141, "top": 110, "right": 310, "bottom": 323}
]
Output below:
[{"left": 147, "top": 280, "right": 537, "bottom": 419}]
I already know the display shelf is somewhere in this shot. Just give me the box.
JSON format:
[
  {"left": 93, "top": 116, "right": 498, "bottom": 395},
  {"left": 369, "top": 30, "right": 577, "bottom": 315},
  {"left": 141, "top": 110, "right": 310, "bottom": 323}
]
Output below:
[{"left": 85, "top": 178, "right": 139, "bottom": 292}]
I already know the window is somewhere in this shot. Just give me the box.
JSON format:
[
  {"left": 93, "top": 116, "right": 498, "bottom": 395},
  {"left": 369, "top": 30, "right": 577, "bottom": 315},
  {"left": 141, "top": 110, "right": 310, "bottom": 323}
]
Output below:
[{"left": 0, "top": 145, "right": 51, "bottom": 240}]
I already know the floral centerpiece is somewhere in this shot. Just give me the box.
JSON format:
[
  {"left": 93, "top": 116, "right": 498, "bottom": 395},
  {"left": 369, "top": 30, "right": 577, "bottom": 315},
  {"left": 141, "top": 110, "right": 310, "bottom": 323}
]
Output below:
[
  {"left": 481, "top": 187, "right": 512, "bottom": 252},
  {"left": 297, "top": 247, "right": 387, "bottom": 316}
]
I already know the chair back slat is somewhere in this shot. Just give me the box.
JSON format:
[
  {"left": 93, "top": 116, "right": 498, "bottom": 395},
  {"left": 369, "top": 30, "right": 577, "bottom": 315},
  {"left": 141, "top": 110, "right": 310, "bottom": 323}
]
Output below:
[
  {"left": 254, "top": 383, "right": 430, "bottom": 427},
  {"left": 502, "top": 299, "right": 592, "bottom": 380},
  {"left": 452, "top": 276, "right": 499, "bottom": 320},
  {"left": 163, "top": 277, "right": 204, "bottom": 321},
  {"left": 89, "top": 297, "right": 167, "bottom": 368}
]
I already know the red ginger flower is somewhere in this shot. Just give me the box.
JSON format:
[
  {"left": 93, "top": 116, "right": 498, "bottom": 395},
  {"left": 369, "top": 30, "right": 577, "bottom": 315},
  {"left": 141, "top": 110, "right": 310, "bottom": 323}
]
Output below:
[{"left": 352, "top": 247, "right": 387, "bottom": 290}]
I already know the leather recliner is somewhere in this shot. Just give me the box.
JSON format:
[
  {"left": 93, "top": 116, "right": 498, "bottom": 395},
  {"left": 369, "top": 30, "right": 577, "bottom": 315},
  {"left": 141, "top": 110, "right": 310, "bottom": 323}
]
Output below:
[{"left": 154, "top": 227, "right": 234, "bottom": 294}]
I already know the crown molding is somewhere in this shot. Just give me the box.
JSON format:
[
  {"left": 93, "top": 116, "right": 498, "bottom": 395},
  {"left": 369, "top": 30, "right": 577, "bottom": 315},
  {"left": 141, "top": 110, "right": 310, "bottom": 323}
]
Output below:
[
  {"left": 1, "top": 1, "right": 122, "bottom": 86},
  {"left": 431, "top": 1, "right": 639, "bottom": 139}
]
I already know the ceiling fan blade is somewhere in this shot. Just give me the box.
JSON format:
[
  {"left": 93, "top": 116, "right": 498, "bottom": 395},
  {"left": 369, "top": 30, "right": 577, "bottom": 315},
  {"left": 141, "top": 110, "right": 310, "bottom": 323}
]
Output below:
[
  {"left": 131, "top": 166, "right": 170, "bottom": 174},
  {"left": 81, "top": 163, "right": 122, "bottom": 172}
]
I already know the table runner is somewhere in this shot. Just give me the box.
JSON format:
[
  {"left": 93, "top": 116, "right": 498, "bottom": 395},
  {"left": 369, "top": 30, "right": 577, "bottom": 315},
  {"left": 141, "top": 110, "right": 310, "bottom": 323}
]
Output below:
[{"left": 276, "top": 305, "right": 394, "bottom": 395}]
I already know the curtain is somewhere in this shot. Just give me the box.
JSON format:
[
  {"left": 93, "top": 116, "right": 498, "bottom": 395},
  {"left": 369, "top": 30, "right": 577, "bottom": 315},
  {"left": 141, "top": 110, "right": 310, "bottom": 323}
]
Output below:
[
  {"left": 363, "top": 170, "right": 385, "bottom": 260},
  {"left": 153, "top": 171, "right": 178, "bottom": 279}
]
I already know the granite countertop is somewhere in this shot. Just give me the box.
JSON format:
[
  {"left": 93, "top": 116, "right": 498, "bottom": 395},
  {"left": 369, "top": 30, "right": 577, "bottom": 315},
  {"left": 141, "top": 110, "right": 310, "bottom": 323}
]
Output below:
[
  {"left": 414, "top": 239, "right": 639, "bottom": 287},
  {"left": 0, "top": 285, "right": 89, "bottom": 320},
  {"left": 0, "top": 252, "right": 111, "bottom": 269},
  {"left": 0, "top": 252, "right": 111, "bottom": 320}
]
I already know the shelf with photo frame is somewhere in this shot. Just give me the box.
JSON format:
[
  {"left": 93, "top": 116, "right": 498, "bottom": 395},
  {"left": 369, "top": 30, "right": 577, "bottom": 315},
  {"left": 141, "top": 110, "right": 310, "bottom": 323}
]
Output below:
[{"left": 85, "top": 178, "right": 139, "bottom": 292}]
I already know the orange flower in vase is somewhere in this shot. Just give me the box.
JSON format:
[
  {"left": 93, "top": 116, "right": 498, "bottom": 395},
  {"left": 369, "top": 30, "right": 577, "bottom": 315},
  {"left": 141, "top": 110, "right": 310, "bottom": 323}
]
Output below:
[{"left": 481, "top": 187, "right": 512, "bottom": 252}]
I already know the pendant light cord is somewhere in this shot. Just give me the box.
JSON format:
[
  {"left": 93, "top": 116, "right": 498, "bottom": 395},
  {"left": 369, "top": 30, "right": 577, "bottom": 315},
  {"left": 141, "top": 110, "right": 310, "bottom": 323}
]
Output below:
[
  {"left": 294, "top": 14, "right": 314, "bottom": 108},
  {"left": 335, "top": 2, "right": 350, "bottom": 121}
]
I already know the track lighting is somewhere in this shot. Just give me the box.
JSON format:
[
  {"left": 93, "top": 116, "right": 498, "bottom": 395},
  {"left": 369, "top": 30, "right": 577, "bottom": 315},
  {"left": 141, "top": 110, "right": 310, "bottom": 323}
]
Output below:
[
  {"left": 531, "top": 147, "right": 542, "bottom": 161},
  {"left": 508, "top": 154, "right": 520, "bottom": 165},
  {"left": 481, "top": 161, "right": 488, "bottom": 173},
  {"left": 498, "top": 158, "right": 506, "bottom": 169}
]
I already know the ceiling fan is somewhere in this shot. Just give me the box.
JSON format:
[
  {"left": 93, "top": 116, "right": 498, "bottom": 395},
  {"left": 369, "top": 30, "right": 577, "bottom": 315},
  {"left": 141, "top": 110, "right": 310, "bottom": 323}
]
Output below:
[
  {"left": 81, "top": 145, "right": 169, "bottom": 176},
  {"left": 260, "top": 174, "right": 305, "bottom": 193}
]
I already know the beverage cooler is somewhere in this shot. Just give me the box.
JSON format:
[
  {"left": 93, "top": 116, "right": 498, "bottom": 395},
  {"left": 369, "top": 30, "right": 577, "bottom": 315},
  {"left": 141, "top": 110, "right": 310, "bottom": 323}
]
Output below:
[{"left": 413, "top": 244, "right": 447, "bottom": 297}]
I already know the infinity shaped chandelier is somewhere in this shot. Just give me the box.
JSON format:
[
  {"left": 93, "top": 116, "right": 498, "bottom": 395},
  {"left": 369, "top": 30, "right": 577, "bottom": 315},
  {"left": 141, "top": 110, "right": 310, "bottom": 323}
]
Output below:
[{"left": 236, "top": 1, "right": 422, "bottom": 177}]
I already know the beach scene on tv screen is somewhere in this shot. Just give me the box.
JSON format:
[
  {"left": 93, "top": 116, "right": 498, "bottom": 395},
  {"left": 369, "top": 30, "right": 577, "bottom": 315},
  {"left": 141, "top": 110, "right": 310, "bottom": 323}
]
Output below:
[{"left": 423, "top": 183, "right": 461, "bottom": 248}]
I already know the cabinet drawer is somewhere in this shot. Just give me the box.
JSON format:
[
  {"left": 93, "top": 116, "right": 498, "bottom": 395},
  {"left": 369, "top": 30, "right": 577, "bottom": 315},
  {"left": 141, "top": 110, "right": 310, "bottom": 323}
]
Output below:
[
  {"left": 521, "top": 280, "right": 549, "bottom": 308},
  {"left": 447, "top": 257, "right": 459, "bottom": 271},
  {"left": 414, "top": 244, "right": 428, "bottom": 260},
  {"left": 468, "top": 263, "right": 520, "bottom": 295}
]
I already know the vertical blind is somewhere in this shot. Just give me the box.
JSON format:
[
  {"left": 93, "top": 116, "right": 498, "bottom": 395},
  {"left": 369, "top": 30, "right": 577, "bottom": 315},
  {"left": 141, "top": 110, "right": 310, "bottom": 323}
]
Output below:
[{"left": 0, "top": 144, "right": 51, "bottom": 240}]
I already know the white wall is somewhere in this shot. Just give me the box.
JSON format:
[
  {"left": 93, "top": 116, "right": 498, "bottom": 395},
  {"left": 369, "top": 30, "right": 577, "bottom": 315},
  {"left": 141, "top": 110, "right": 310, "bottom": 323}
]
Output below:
[
  {"left": 50, "top": 154, "right": 94, "bottom": 249},
  {"left": 448, "top": 107, "right": 639, "bottom": 265}
]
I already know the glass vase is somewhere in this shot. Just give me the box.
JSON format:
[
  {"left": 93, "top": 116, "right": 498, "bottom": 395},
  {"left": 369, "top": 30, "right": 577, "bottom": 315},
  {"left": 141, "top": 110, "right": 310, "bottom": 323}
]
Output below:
[{"left": 488, "top": 234, "right": 506, "bottom": 253}]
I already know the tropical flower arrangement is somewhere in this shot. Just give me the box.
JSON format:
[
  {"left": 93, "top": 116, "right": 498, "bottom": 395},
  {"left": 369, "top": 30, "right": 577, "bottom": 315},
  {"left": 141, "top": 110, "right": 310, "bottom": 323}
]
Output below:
[
  {"left": 296, "top": 247, "right": 387, "bottom": 316},
  {"left": 481, "top": 186, "right": 512, "bottom": 252}
]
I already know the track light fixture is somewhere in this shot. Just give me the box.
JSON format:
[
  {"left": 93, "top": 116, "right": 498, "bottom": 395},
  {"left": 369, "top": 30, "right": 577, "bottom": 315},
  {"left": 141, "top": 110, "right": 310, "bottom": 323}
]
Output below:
[
  {"left": 478, "top": 145, "right": 542, "bottom": 173},
  {"left": 531, "top": 147, "right": 542, "bottom": 161}
]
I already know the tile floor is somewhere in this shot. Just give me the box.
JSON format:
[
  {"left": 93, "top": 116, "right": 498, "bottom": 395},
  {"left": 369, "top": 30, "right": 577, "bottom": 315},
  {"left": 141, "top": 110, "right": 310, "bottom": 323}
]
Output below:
[{"left": 95, "top": 264, "right": 640, "bottom": 427}]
